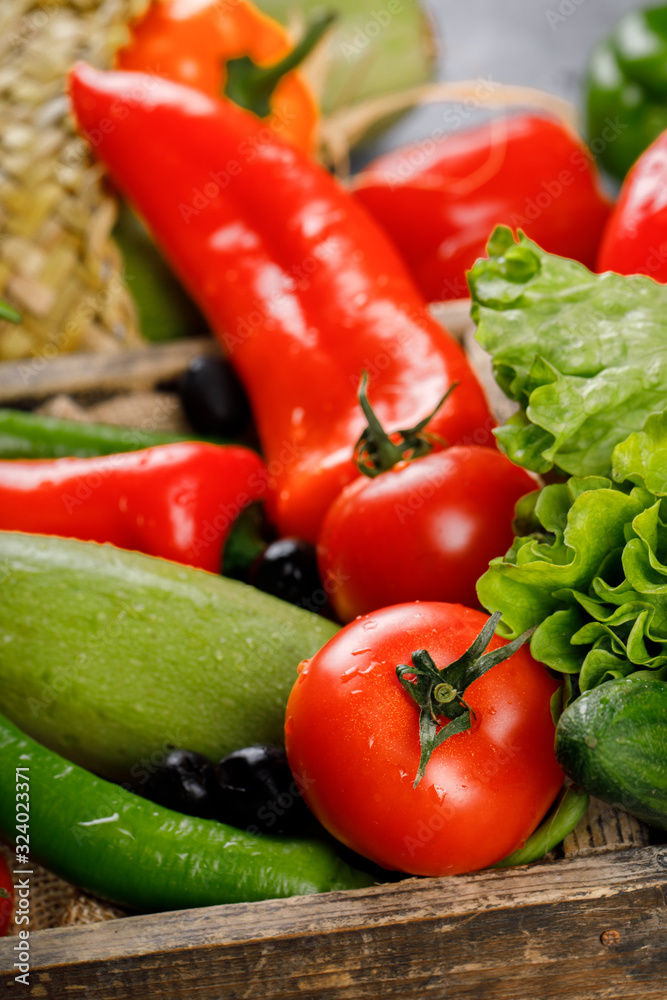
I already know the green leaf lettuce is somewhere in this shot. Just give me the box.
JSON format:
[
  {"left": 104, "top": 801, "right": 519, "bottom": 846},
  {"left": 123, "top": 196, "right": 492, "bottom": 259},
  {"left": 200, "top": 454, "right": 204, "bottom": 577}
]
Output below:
[
  {"left": 477, "top": 413, "right": 667, "bottom": 690},
  {"left": 468, "top": 226, "right": 667, "bottom": 477}
]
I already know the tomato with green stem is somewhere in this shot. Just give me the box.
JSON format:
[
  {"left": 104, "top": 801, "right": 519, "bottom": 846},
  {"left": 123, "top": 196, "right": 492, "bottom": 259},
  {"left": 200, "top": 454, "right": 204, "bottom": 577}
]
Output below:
[
  {"left": 317, "top": 374, "right": 536, "bottom": 622},
  {"left": 285, "top": 603, "right": 565, "bottom": 877}
]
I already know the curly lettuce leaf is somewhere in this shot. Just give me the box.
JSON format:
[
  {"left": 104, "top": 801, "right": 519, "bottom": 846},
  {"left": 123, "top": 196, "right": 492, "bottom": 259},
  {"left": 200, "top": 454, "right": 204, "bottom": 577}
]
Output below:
[
  {"left": 477, "top": 414, "right": 667, "bottom": 690},
  {"left": 468, "top": 226, "right": 667, "bottom": 477}
]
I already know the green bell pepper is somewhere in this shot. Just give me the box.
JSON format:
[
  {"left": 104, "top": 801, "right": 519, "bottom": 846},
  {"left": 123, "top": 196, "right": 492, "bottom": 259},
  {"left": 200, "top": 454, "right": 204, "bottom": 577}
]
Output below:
[{"left": 586, "top": 4, "right": 667, "bottom": 180}]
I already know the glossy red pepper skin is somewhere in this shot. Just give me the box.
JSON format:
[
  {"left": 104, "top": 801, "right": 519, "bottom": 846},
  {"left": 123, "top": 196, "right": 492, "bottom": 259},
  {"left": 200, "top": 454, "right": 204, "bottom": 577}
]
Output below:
[
  {"left": 68, "top": 64, "right": 495, "bottom": 544},
  {"left": 0, "top": 443, "right": 266, "bottom": 574},
  {"left": 352, "top": 115, "right": 612, "bottom": 302},
  {"left": 597, "top": 129, "right": 667, "bottom": 281}
]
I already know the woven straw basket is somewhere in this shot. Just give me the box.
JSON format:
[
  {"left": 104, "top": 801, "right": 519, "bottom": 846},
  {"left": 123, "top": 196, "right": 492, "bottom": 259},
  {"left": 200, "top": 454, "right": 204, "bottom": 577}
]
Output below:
[{"left": 0, "top": 0, "right": 150, "bottom": 361}]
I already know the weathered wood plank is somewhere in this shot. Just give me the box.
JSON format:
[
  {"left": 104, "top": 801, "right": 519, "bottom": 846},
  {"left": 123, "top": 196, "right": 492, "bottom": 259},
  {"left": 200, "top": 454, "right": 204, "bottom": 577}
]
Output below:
[
  {"left": 2, "top": 845, "right": 665, "bottom": 999},
  {"left": 0, "top": 338, "right": 217, "bottom": 404},
  {"left": 0, "top": 302, "right": 465, "bottom": 407},
  {"left": 563, "top": 797, "right": 651, "bottom": 858}
]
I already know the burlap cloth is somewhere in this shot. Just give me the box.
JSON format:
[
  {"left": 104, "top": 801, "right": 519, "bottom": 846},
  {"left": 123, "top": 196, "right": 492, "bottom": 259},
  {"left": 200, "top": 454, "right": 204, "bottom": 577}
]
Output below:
[{"left": 1, "top": 841, "right": 125, "bottom": 934}]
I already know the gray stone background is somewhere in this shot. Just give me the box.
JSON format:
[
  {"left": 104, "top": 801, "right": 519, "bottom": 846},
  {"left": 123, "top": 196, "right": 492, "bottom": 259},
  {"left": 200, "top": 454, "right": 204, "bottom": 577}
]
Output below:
[{"left": 357, "top": 0, "right": 651, "bottom": 168}]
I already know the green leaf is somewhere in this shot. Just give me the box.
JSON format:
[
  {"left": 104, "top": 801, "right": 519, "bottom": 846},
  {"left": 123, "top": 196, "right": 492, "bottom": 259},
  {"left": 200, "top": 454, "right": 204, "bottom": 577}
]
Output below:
[
  {"left": 477, "top": 412, "right": 667, "bottom": 691},
  {"left": 469, "top": 227, "right": 667, "bottom": 478},
  {"left": 612, "top": 410, "right": 667, "bottom": 495},
  {"left": 0, "top": 300, "right": 21, "bottom": 324}
]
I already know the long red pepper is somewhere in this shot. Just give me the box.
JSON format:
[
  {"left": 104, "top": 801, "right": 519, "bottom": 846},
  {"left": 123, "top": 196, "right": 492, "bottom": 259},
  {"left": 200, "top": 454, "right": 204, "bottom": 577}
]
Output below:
[
  {"left": 69, "top": 64, "right": 494, "bottom": 543},
  {"left": 0, "top": 443, "right": 266, "bottom": 574}
]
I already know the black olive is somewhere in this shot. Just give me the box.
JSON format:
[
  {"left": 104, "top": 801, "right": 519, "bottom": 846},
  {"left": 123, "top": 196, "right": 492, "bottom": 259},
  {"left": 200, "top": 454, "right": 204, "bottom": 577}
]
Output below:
[
  {"left": 178, "top": 355, "right": 251, "bottom": 438},
  {"left": 248, "top": 537, "right": 326, "bottom": 612},
  {"left": 212, "top": 745, "right": 311, "bottom": 835},
  {"left": 134, "top": 748, "right": 217, "bottom": 818}
]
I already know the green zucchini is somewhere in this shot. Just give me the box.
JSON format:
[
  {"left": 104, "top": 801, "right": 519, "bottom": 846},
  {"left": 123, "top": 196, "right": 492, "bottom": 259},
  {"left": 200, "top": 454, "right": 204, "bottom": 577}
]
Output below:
[
  {"left": 555, "top": 678, "right": 667, "bottom": 829},
  {"left": 0, "top": 532, "right": 337, "bottom": 781},
  {"left": 0, "top": 712, "right": 374, "bottom": 911}
]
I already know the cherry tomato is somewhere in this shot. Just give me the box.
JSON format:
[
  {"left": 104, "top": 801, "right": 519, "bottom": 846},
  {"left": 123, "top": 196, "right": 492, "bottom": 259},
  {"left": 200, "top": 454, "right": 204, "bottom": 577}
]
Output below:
[
  {"left": 0, "top": 850, "right": 13, "bottom": 936},
  {"left": 317, "top": 446, "right": 536, "bottom": 623},
  {"left": 285, "top": 603, "right": 563, "bottom": 877}
]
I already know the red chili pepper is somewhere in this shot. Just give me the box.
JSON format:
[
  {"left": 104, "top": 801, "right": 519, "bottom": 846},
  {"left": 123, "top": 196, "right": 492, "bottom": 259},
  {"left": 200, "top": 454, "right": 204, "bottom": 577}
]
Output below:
[
  {"left": 0, "top": 443, "right": 266, "bottom": 574},
  {"left": 68, "top": 64, "right": 495, "bottom": 543},
  {"left": 596, "top": 128, "right": 667, "bottom": 281},
  {"left": 352, "top": 114, "right": 612, "bottom": 302}
]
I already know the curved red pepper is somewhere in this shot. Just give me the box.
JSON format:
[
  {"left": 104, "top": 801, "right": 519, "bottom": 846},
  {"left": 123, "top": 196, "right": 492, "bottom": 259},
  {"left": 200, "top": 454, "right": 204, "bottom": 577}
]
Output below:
[
  {"left": 68, "top": 64, "right": 494, "bottom": 543},
  {"left": 0, "top": 443, "right": 266, "bottom": 574},
  {"left": 597, "top": 129, "right": 667, "bottom": 281},
  {"left": 352, "top": 115, "right": 611, "bottom": 302}
]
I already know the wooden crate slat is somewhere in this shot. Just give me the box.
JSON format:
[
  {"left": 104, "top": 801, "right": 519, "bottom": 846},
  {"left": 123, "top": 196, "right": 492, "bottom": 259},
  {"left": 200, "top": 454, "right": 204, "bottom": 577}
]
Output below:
[
  {"left": 0, "top": 338, "right": 217, "bottom": 404},
  {"left": 1, "top": 845, "right": 665, "bottom": 999}
]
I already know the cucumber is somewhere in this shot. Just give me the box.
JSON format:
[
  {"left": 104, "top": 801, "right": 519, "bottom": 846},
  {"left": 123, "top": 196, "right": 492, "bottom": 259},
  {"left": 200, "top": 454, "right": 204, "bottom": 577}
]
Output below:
[
  {"left": 555, "top": 677, "right": 667, "bottom": 829},
  {"left": 0, "top": 532, "right": 337, "bottom": 781}
]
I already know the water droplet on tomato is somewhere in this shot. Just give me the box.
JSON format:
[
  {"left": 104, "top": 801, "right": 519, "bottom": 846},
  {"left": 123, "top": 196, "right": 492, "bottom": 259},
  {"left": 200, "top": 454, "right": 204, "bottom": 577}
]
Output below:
[
  {"left": 297, "top": 659, "right": 310, "bottom": 674},
  {"left": 362, "top": 620, "right": 377, "bottom": 631},
  {"left": 285, "top": 716, "right": 294, "bottom": 735},
  {"left": 351, "top": 647, "right": 371, "bottom": 656},
  {"left": 358, "top": 662, "right": 376, "bottom": 675},
  {"left": 342, "top": 665, "right": 358, "bottom": 681}
]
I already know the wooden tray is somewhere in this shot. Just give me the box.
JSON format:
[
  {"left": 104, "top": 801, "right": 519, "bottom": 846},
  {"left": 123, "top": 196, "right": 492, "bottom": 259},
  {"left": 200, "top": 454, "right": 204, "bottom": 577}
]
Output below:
[{"left": 0, "top": 327, "right": 665, "bottom": 998}]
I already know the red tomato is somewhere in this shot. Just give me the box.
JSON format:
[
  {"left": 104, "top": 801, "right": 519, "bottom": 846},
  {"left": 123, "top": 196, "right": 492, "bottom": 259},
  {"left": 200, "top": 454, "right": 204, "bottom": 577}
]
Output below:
[
  {"left": 597, "top": 128, "right": 667, "bottom": 281},
  {"left": 317, "top": 446, "right": 536, "bottom": 623},
  {"left": 0, "top": 851, "right": 13, "bottom": 936},
  {"left": 285, "top": 603, "right": 563, "bottom": 877}
]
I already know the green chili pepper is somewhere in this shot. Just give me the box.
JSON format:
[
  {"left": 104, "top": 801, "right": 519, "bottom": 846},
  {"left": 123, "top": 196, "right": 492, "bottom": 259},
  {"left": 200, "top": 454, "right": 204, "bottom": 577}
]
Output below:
[
  {"left": 0, "top": 407, "right": 230, "bottom": 459},
  {"left": 491, "top": 786, "right": 589, "bottom": 868},
  {"left": 0, "top": 712, "right": 374, "bottom": 911},
  {"left": 586, "top": 5, "right": 667, "bottom": 179}
]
